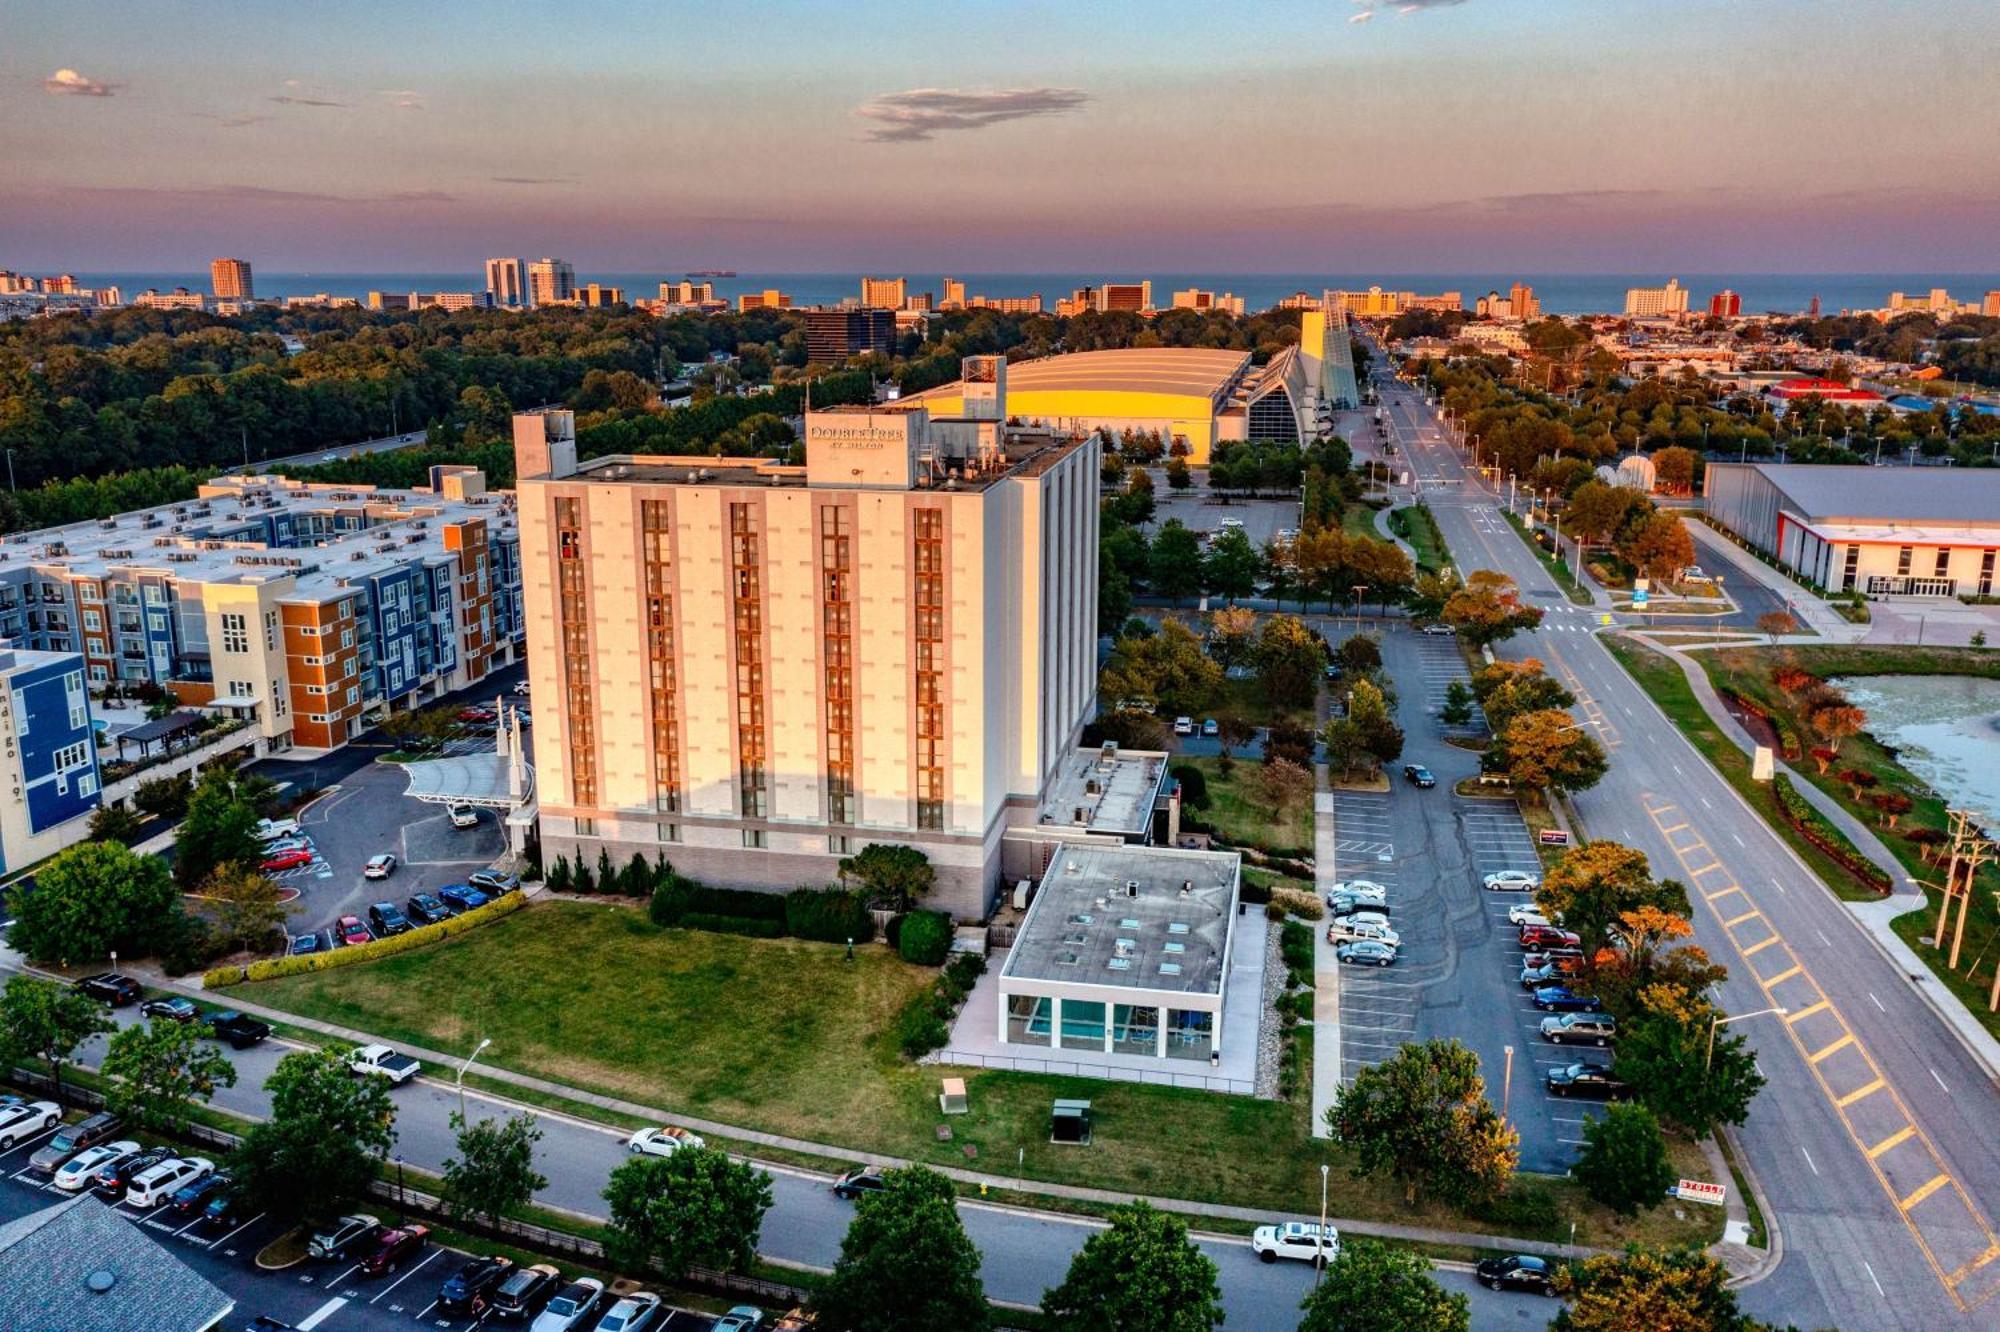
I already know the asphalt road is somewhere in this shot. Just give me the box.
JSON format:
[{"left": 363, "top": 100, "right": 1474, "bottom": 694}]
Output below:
[
  {"left": 230, "top": 428, "right": 431, "bottom": 476},
  {"left": 1377, "top": 366, "right": 2000, "bottom": 1330}
]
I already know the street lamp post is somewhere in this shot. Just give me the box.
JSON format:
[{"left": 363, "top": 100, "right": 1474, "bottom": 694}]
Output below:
[
  {"left": 1316, "top": 1162, "right": 1330, "bottom": 1286},
  {"left": 456, "top": 1036, "right": 493, "bottom": 1123},
  {"left": 1707, "top": 1006, "right": 1787, "bottom": 1069},
  {"left": 1502, "top": 1044, "right": 1515, "bottom": 1120}
]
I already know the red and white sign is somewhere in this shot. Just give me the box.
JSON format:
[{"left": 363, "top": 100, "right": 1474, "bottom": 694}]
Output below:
[
  {"left": 1676, "top": 1179, "right": 1727, "bottom": 1206},
  {"left": 1538, "top": 829, "right": 1571, "bottom": 847}
]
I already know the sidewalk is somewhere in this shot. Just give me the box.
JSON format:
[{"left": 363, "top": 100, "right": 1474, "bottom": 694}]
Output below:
[
  {"left": 1684, "top": 520, "right": 1862, "bottom": 642},
  {"left": 1661, "top": 646, "right": 2000, "bottom": 1084},
  {"left": 1371, "top": 502, "right": 1419, "bottom": 564},
  {"left": 1311, "top": 764, "right": 1340, "bottom": 1140}
]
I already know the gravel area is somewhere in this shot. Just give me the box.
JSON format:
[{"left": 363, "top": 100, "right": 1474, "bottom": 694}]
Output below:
[{"left": 1254, "top": 909, "right": 1292, "bottom": 1099}]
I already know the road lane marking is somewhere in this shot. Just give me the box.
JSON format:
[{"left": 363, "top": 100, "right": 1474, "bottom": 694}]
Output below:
[
  {"left": 1801, "top": 1146, "right": 1819, "bottom": 1175},
  {"left": 1723, "top": 909, "right": 1760, "bottom": 929},
  {"left": 1837, "top": 1078, "right": 1886, "bottom": 1108},
  {"left": 1870, "top": 992, "right": 1886, "bottom": 1012},
  {"left": 1786, "top": 1000, "right": 1831, "bottom": 1024},
  {"left": 1741, "top": 934, "right": 1782, "bottom": 957},
  {"left": 1903, "top": 1175, "right": 1952, "bottom": 1211},
  {"left": 1870, "top": 1126, "right": 1918, "bottom": 1159},
  {"left": 1815, "top": 929, "right": 1832, "bottom": 947},
  {"left": 1763, "top": 964, "right": 1803, "bottom": 988},
  {"left": 1932, "top": 1068, "right": 1950, "bottom": 1095},
  {"left": 1864, "top": 1261, "right": 1885, "bottom": 1298},
  {"left": 208, "top": 1211, "right": 264, "bottom": 1250},
  {"left": 1810, "top": 1033, "right": 1856, "bottom": 1064}
]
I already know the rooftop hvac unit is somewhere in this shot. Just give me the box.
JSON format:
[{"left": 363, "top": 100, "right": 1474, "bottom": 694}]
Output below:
[
  {"left": 1085, "top": 778, "right": 1100, "bottom": 795},
  {"left": 1012, "top": 879, "right": 1031, "bottom": 910},
  {"left": 1180, "top": 881, "right": 1193, "bottom": 897},
  {"left": 1125, "top": 879, "right": 1141, "bottom": 897}
]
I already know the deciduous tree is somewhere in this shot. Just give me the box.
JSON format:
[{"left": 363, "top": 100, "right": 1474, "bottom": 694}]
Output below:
[
  {"left": 201, "top": 861, "right": 294, "bottom": 954},
  {"left": 234, "top": 1048, "right": 396, "bottom": 1225},
  {"left": 1612, "top": 988, "right": 1765, "bottom": 1137},
  {"left": 814, "top": 1165, "right": 989, "bottom": 1332},
  {"left": 1298, "top": 1239, "right": 1469, "bottom": 1332},
  {"left": 8, "top": 840, "right": 179, "bottom": 965},
  {"left": 1148, "top": 521, "right": 1204, "bottom": 604},
  {"left": 443, "top": 1112, "right": 549, "bottom": 1230},
  {"left": 102, "top": 1016, "right": 238, "bottom": 1135},
  {"left": 1202, "top": 528, "right": 1260, "bottom": 605},
  {"left": 1619, "top": 511, "right": 1696, "bottom": 585},
  {"left": 1442, "top": 570, "right": 1544, "bottom": 647},
  {"left": 1255, "top": 614, "right": 1327, "bottom": 709},
  {"left": 1808, "top": 703, "right": 1867, "bottom": 754},
  {"left": 1574, "top": 1103, "right": 1677, "bottom": 1218},
  {"left": 1536, "top": 842, "right": 1685, "bottom": 956},
  {"left": 1488, "top": 708, "right": 1607, "bottom": 796},
  {"left": 1553, "top": 1246, "right": 1769, "bottom": 1332},
  {"left": 1042, "top": 1201, "right": 1223, "bottom": 1332},
  {"left": 837, "top": 844, "right": 935, "bottom": 911},
  {"left": 0, "top": 975, "right": 113, "bottom": 1106},
  {"left": 176, "top": 768, "right": 267, "bottom": 890},
  {"left": 602, "top": 1146, "right": 773, "bottom": 1282},
  {"left": 1252, "top": 758, "right": 1313, "bottom": 819},
  {"left": 1326, "top": 1039, "right": 1517, "bottom": 1206}
]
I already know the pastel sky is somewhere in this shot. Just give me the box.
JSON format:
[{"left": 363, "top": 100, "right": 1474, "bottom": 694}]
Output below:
[{"left": 3, "top": 0, "right": 1997, "bottom": 272}]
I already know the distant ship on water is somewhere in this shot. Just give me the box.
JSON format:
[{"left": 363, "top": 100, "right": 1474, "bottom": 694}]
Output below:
[{"left": 686, "top": 269, "right": 736, "bottom": 278}]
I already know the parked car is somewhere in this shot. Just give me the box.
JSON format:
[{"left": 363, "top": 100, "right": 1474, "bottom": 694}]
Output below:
[
  {"left": 1420, "top": 623, "right": 1456, "bottom": 636},
  {"left": 139, "top": 996, "right": 200, "bottom": 1023},
  {"left": 52, "top": 1140, "right": 140, "bottom": 1191},
  {"left": 833, "top": 1166, "right": 886, "bottom": 1199},
  {"left": 1520, "top": 958, "right": 1583, "bottom": 989},
  {"left": 1201, "top": 718, "right": 1219, "bottom": 737},
  {"left": 1507, "top": 903, "right": 1552, "bottom": 928},
  {"left": 209, "top": 1010, "right": 271, "bottom": 1048},
  {"left": 261, "top": 847, "right": 314, "bottom": 873},
  {"left": 170, "top": 1169, "right": 230, "bottom": 1215},
  {"left": 457, "top": 707, "right": 496, "bottom": 724},
  {"left": 1540, "top": 1013, "right": 1618, "bottom": 1046},
  {"left": 438, "top": 1254, "right": 515, "bottom": 1315},
  {"left": 1336, "top": 939, "right": 1398, "bottom": 967},
  {"left": 592, "top": 1292, "right": 663, "bottom": 1332},
  {"left": 336, "top": 915, "right": 373, "bottom": 946},
  {"left": 290, "top": 933, "right": 323, "bottom": 956},
  {"left": 437, "top": 882, "right": 491, "bottom": 913},
  {"left": 468, "top": 868, "right": 521, "bottom": 895},
  {"left": 714, "top": 1309, "right": 766, "bottom": 1332},
  {"left": 512, "top": 681, "right": 532, "bottom": 697},
  {"left": 260, "top": 837, "right": 312, "bottom": 856},
  {"left": 358, "top": 1224, "right": 430, "bottom": 1277},
  {"left": 29, "top": 1111, "right": 123, "bottom": 1175},
  {"left": 1547, "top": 1062, "right": 1631, "bottom": 1100},
  {"left": 1326, "top": 892, "right": 1390, "bottom": 919},
  {"left": 367, "top": 901, "right": 410, "bottom": 937},
  {"left": 1401, "top": 763, "right": 1436, "bottom": 788},
  {"left": 76, "top": 973, "right": 142, "bottom": 1006},
  {"left": 1532, "top": 986, "right": 1603, "bottom": 1013},
  {"left": 1251, "top": 1221, "right": 1339, "bottom": 1265},
  {"left": 1482, "top": 869, "right": 1539, "bottom": 893},
  {"left": 1172, "top": 716, "right": 1194, "bottom": 736},
  {"left": 1519, "top": 925, "right": 1581, "bottom": 951},
  {"left": 529, "top": 1278, "right": 604, "bottom": 1332},
  {"left": 254, "top": 817, "right": 302, "bottom": 841},
  {"left": 308, "top": 1213, "right": 382, "bottom": 1261},
  {"left": 406, "top": 893, "right": 451, "bottom": 926},
  {"left": 127, "top": 1156, "right": 213, "bottom": 1209},
  {"left": 626, "top": 1126, "right": 705, "bottom": 1158},
  {"left": 1521, "top": 946, "right": 1585, "bottom": 971},
  {"left": 93, "top": 1145, "right": 174, "bottom": 1201},
  {"left": 201, "top": 1185, "right": 248, "bottom": 1230},
  {"left": 1327, "top": 917, "right": 1400, "bottom": 949},
  {"left": 1475, "top": 1253, "right": 1556, "bottom": 1295},
  {"left": 346, "top": 1045, "right": 422, "bottom": 1085},
  {"left": 0, "top": 1099, "right": 61, "bottom": 1149},
  {"left": 363, "top": 853, "right": 398, "bottom": 880},
  {"left": 1326, "top": 879, "right": 1388, "bottom": 904},
  {"left": 449, "top": 803, "right": 481, "bottom": 829},
  {"left": 489, "top": 1263, "right": 562, "bottom": 1320}
]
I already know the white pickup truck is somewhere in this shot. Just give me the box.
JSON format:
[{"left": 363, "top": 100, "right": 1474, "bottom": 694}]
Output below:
[{"left": 346, "top": 1044, "right": 421, "bottom": 1085}]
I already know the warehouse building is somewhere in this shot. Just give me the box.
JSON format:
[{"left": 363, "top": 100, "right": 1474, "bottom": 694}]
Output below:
[{"left": 1704, "top": 463, "right": 2000, "bottom": 598}]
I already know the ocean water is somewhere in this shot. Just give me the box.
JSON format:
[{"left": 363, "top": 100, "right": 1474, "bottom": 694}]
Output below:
[
  {"left": 58, "top": 271, "right": 2000, "bottom": 317},
  {"left": 1834, "top": 675, "right": 2000, "bottom": 831}
]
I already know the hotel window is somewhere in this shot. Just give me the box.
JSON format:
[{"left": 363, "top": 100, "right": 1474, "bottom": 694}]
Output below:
[
  {"left": 912, "top": 508, "right": 945, "bottom": 830},
  {"left": 641, "top": 501, "right": 682, "bottom": 813},
  {"left": 220, "top": 613, "right": 249, "bottom": 654},
  {"left": 554, "top": 496, "right": 597, "bottom": 806},
  {"left": 820, "top": 507, "right": 855, "bottom": 824},
  {"left": 730, "top": 503, "right": 768, "bottom": 823},
  {"left": 264, "top": 611, "right": 278, "bottom": 650},
  {"left": 1842, "top": 545, "right": 1860, "bottom": 590},
  {"left": 1896, "top": 546, "right": 1913, "bottom": 576},
  {"left": 1981, "top": 549, "right": 1995, "bottom": 597},
  {"left": 1934, "top": 548, "right": 1951, "bottom": 579}
]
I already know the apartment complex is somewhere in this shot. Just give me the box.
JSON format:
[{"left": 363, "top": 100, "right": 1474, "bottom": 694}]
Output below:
[
  {"left": 578, "top": 283, "right": 625, "bottom": 307},
  {"left": 1710, "top": 289, "right": 1743, "bottom": 318},
  {"left": 514, "top": 365, "right": 1101, "bottom": 919},
  {"left": 485, "top": 257, "right": 528, "bottom": 308},
  {"left": 0, "top": 471, "right": 523, "bottom": 753},
  {"left": 209, "top": 258, "right": 254, "bottom": 300},
  {"left": 1171, "top": 289, "right": 1246, "bottom": 316},
  {"left": 860, "top": 277, "right": 907, "bottom": 309},
  {"left": 0, "top": 648, "right": 99, "bottom": 874},
  {"left": 737, "top": 289, "right": 792, "bottom": 312},
  {"left": 1474, "top": 283, "right": 1540, "bottom": 320},
  {"left": 658, "top": 280, "right": 719, "bottom": 307},
  {"left": 802, "top": 307, "right": 894, "bottom": 362},
  {"left": 1624, "top": 278, "right": 1690, "bottom": 319},
  {"left": 1327, "top": 288, "right": 1462, "bottom": 317},
  {"left": 528, "top": 258, "right": 577, "bottom": 307},
  {"left": 940, "top": 277, "right": 967, "bottom": 309}
]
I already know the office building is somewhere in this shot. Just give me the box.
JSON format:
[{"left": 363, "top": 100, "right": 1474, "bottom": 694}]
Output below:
[
  {"left": 1704, "top": 463, "right": 2000, "bottom": 598},
  {"left": 737, "top": 288, "right": 791, "bottom": 312},
  {"left": 860, "top": 276, "right": 907, "bottom": 309},
  {"left": 1887, "top": 289, "right": 1957, "bottom": 313},
  {"left": 134, "top": 288, "right": 208, "bottom": 311},
  {"left": 802, "top": 307, "right": 894, "bottom": 361},
  {"left": 578, "top": 283, "right": 625, "bottom": 308},
  {"left": 941, "top": 277, "right": 967, "bottom": 309},
  {"left": 0, "top": 470, "right": 523, "bottom": 754},
  {"left": 1710, "top": 289, "right": 1743, "bottom": 318},
  {"left": 1984, "top": 291, "right": 2000, "bottom": 318},
  {"left": 210, "top": 258, "right": 254, "bottom": 300},
  {"left": 366, "top": 291, "right": 412, "bottom": 311},
  {"left": 1171, "top": 289, "right": 1245, "bottom": 316},
  {"left": 1510, "top": 282, "right": 1540, "bottom": 320},
  {"left": 528, "top": 258, "right": 576, "bottom": 307},
  {"left": 514, "top": 369, "right": 1100, "bottom": 919},
  {"left": 968, "top": 293, "right": 1043, "bottom": 314},
  {"left": 0, "top": 649, "right": 99, "bottom": 875},
  {"left": 659, "top": 280, "right": 718, "bottom": 306},
  {"left": 1327, "top": 288, "right": 1465, "bottom": 317},
  {"left": 485, "top": 257, "right": 528, "bottom": 308},
  {"left": 1624, "top": 278, "right": 1690, "bottom": 318},
  {"left": 1100, "top": 281, "right": 1152, "bottom": 313}
]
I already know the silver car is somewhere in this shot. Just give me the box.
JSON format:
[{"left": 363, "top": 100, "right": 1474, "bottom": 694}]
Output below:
[
  {"left": 1336, "top": 939, "right": 1398, "bottom": 967},
  {"left": 529, "top": 1278, "right": 604, "bottom": 1332}
]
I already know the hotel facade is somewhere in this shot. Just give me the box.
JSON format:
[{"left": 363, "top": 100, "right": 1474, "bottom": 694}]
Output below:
[{"left": 516, "top": 364, "right": 1101, "bottom": 919}]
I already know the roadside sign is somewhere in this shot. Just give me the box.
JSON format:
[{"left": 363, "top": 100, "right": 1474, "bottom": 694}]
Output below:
[
  {"left": 1635, "top": 578, "right": 1651, "bottom": 593},
  {"left": 1538, "top": 829, "right": 1571, "bottom": 847},
  {"left": 1633, "top": 588, "right": 1650, "bottom": 608},
  {"left": 1676, "top": 1179, "right": 1727, "bottom": 1206}
]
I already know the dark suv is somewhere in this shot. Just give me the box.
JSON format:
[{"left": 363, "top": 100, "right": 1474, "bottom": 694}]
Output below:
[
  {"left": 438, "top": 1255, "right": 515, "bottom": 1315},
  {"left": 368, "top": 901, "right": 411, "bottom": 937},
  {"left": 76, "top": 973, "right": 141, "bottom": 1006},
  {"left": 28, "top": 1111, "right": 123, "bottom": 1176}
]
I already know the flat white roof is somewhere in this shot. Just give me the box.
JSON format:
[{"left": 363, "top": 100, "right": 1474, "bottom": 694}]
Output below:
[{"left": 1004, "top": 843, "right": 1238, "bottom": 996}]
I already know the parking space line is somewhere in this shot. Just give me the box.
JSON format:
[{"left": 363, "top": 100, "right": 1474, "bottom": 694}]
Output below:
[
  {"left": 208, "top": 1211, "right": 265, "bottom": 1251},
  {"left": 373, "top": 1245, "right": 445, "bottom": 1302}
]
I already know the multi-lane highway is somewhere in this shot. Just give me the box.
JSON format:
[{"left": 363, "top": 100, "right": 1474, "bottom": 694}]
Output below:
[{"left": 1374, "top": 365, "right": 2000, "bottom": 1330}]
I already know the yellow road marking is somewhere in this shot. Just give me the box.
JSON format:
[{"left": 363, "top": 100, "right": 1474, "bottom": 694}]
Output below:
[
  {"left": 1837, "top": 1078, "right": 1886, "bottom": 1109},
  {"left": 1903, "top": 1175, "right": 1952, "bottom": 1212},
  {"left": 1723, "top": 909, "right": 1760, "bottom": 928},
  {"left": 1810, "top": 1032, "right": 1856, "bottom": 1064},
  {"left": 1950, "top": 1245, "right": 2000, "bottom": 1284},
  {"left": 1741, "top": 934, "right": 1782, "bottom": 957},
  {"left": 1786, "top": 999, "right": 1831, "bottom": 1024},
  {"left": 1869, "top": 1126, "right": 1917, "bottom": 1159},
  {"left": 1763, "top": 964, "right": 1804, "bottom": 988},
  {"left": 1705, "top": 884, "right": 1746, "bottom": 903}
]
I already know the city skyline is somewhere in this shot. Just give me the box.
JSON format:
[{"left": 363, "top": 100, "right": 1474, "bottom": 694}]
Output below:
[{"left": 5, "top": 0, "right": 1997, "bottom": 271}]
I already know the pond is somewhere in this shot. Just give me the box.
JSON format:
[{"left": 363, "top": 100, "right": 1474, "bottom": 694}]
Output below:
[{"left": 1833, "top": 674, "right": 2000, "bottom": 829}]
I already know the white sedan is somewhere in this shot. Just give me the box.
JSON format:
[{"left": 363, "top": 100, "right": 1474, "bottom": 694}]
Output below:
[
  {"left": 53, "top": 1140, "right": 141, "bottom": 1191},
  {"left": 1327, "top": 879, "right": 1388, "bottom": 903},
  {"left": 1508, "top": 903, "right": 1552, "bottom": 927},
  {"left": 0, "top": 1100, "right": 60, "bottom": 1149},
  {"left": 626, "top": 1126, "right": 705, "bottom": 1158},
  {"left": 1483, "top": 869, "right": 1540, "bottom": 893}
]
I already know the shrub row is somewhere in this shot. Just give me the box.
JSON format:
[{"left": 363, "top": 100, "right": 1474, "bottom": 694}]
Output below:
[
  {"left": 205, "top": 890, "right": 527, "bottom": 987},
  {"left": 679, "top": 912, "right": 786, "bottom": 939},
  {"left": 895, "top": 949, "right": 988, "bottom": 1058},
  {"left": 1772, "top": 775, "right": 1894, "bottom": 894},
  {"left": 646, "top": 871, "right": 877, "bottom": 944},
  {"left": 1270, "top": 887, "right": 1323, "bottom": 921}
]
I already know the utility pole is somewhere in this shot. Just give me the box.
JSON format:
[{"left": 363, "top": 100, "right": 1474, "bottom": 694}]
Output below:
[
  {"left": 1936, "top": 809, "right": 1971, "bottom": 944},
  {"left": 1950, "top": 834, "right": 1992, "bottom": 972}
]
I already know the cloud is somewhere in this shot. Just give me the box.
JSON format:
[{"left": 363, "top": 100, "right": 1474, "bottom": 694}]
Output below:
[
  {"left": 192, "top": 111, "right": 274, "bottom": 129},
  {"left": 43, "top": 68, "right": 116, "bottom": 97},
  {"left": 68, "top": 183, "right": 458, "bottom": 207},
  {"left": 490, "top": 175, "right": 578, "bottom": 186},
  {"left": 379, "top": 89, "right": 425, "bottom": 110},
  {"left": 1350, "top": 0, "right": 1469, "bottom": 19},
  {"left": 855, "top": 86, "right": 1089, "bottom": 143},
  {"left": 269, "top": 94, "right": 347, "bottom": 107}
]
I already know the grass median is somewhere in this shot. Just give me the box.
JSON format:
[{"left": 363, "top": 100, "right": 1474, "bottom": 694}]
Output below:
[
  {"left": 241, "top": 898, "right": 1719, "bottom": 1252},
  {"left": 1500, "top": 510, "right": 1591, "bottom": 606}
]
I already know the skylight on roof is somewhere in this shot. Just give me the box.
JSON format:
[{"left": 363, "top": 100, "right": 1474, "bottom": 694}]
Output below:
[
  {"left": 1159, "top": 962, "right": 1182, "bottom": 976},
  {"left": 1168, "top": 922, "right": 1190, "bottom": 935}
]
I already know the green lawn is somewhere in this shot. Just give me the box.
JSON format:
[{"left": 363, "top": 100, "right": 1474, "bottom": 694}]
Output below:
[
  {"left": 1388, "top": 504, "right": 1449, "bottom": 573},
  {"left": 243, "top": 900, "right": 1719, "bottom": 1252},
  {"left": 1213, "top": 674, "right": 1318, "bottom": 734},
  {"left": 1500, "top": 510, "right": 1591, "bottom": 605},
  {"left": 1178, "top": 754, "right": 1314, "bottom": 857}
]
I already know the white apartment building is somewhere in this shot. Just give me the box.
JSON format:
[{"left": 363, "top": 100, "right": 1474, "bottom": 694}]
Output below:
[
  {"left": 515, "top": 362, "right": 1101, "bottom": 919},
  {"left": 485, "top": 258, "right": 528, "bottom": 308},
  {"left": 1624, "top": 278, "right": 1690, "bottom": 319}
]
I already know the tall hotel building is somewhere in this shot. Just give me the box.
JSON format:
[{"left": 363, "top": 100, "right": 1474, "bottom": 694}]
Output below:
[
  {"left": 528, "top": 258, "right": 577, "bottom": 307},
  {"left": 515, "top": 359, "right": 1101, "bottom": 918},
  {"left": 210, "top": 259, "right": 254, "bottom": 300},
  {"left": 485, "top": 258, "right": 528, "bottom": 308}
]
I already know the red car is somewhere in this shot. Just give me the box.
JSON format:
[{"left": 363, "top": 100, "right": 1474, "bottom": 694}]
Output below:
[
  {"left": 260, "top": 846, "right": 314, "bottom": 872},
  {"left": 1518, "top": 925, "right": 1581, "bottom": 951},
  {"left": 336, "top": 915, "right": 372, "bottom": 946},
  {"left": 457, "top": 707, "right": 496, "bottom": 723},
  {"left": 359, "top": 1223, "right": 430, "bottom": 1277}
]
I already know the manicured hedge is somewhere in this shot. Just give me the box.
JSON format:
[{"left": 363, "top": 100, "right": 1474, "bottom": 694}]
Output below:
[
  {"left": 898, "top": 909, "right": 952, "bottom": 966},
  {"left": 679, "top": 912, "right": 786, "bottom": 939},
  {"left": 205, "top": 890, "right": 526, "bottom": 988},
  {"left": 783, "top": 887, "right": 875, "bottom": 943}
]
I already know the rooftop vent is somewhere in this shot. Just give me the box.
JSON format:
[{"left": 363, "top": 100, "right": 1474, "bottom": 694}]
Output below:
[
  {"left": 1107, "top": 957, "right": 1132, "bottom": 971},
  {"left": 1124, "top": 880, "right": 1140, "bottom": 898},
  {"left": 1159, "top": 962, "right": 1182, "bottom": 976},
  {"left": 86, "top": 1269, "right": 117, "bottom": 1295},
  {"left": 1169, "top": 922, "right": 1190, "bottom": 935}
]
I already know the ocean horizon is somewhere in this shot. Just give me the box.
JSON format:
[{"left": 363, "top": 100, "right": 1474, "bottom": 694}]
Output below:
[{"left": 48, "top": 271, "right": 2000, "bottom": 318}]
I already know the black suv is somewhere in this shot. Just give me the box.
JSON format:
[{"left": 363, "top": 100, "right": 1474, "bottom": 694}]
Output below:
[
  {"left": 368, "top": 901, "right": 411, "bottom": 937},
  {"left": 488, "top": 1263, "right": 561, "bottom": 1319},
  {"left": 1546, "top": 1063, "right": 1631, "bottom": 1100},
  {"left": 406, "top": 894, "right": 450, "bottom": 927},
  {"left": 77, "top": 973, "right": 141, "bottom": 1006},
  {"left": 833, "top": 1166, "right": 887, "bottom": 1199}
]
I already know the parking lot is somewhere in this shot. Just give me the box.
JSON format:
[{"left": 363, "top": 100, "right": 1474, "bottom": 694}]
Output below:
[
  {"left": 1410, "top": 631, "right": 1486, "bottom": 741},
  {"left": 0, "top": 1124, "right": 735, "bottom": 1331},
  {"left": 1141, "top": 470, "right": 1300, "bottom": 550},
  {"left": 1328, "top": 789, "right": 1438, "bottom": 1084}
]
